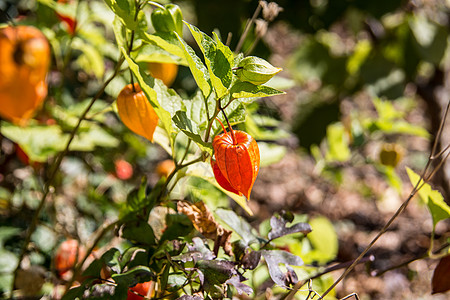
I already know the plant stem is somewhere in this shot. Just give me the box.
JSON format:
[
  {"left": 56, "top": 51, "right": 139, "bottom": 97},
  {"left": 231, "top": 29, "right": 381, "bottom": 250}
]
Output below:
[
  {"left": 220, "top": 107, "right": 236, "bottom": 145},
  {"left": 235, "top": 1, "right": 262, "bottom": 54},
  {"left": 159, "top": 156, "right": 204, "bottom": 200},
  {"left": 11, "top": 55, "right": 125, "bottom": 294},
  {"left": 372, "top": 242, "right": 450, "bottom": 277}
]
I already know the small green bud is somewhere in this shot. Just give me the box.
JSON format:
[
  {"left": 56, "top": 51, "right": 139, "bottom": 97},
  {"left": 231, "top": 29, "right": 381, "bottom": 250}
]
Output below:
[
  {"left": 236, "top": 56, "right": 282, "bottom": 85},
  {"left": 151, "top": 4, "right": 183, "bottom": 36}
]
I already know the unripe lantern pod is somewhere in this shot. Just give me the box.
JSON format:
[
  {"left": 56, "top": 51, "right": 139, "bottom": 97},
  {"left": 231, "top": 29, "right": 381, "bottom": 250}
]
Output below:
[
  {"left": 212, "top": 121, "right": 260, "bottom": 200},
  {"left": 117, "top": 83, "right": 159, "bottom": 142}
]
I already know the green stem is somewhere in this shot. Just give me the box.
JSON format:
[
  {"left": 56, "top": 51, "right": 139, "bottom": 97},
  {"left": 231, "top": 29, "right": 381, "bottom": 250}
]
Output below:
[
  {"left": 178, "top": 139, "right": 192, "bottom": 166},
  {"left": 11, "top": 55, "right": 125, "bottom": 294},
  {"left": 220, "top": 106, "right": 236, "bottom": 145}
]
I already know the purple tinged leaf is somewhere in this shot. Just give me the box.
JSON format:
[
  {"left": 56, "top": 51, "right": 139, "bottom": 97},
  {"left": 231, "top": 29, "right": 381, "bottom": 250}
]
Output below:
[
  {"left": 268, "top": 215, "right": 312, "bottom": 241},
  {"left": 242, "top": 250, "right": 261, "bottom": 270},
  {"left": 226, "top": 275, "right": 253, "bottom": 295},
  {"left": 172, "top": 237, "right": 215, "bottom": 262},
  {"left": 261, "top": 250, "right": 303, "bottom": 288}
]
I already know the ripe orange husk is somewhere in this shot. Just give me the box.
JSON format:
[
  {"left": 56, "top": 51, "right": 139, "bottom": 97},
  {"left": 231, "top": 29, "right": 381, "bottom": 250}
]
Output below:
[
  {"left": 213, "top": 130, "right": 260, "bottom": 199},
  {"left": 117, "top": 83, "right": 159, "bottom": 142},
  {"left": 54, "top": 239, "right": 86, "bottom": 279},
  {"left": 155, "top": 159, "right": 176, "bottom": 178},
  {"left": 211, "top": 158, "right": 240, "bottom": 195},
  {"left": 0, "top": 26, "right": 50, "bottom": 124},
  {"left": 148, "top": 62, "right": 178, "bottom": 87},
  {"left": 127, "top": 281, "right": 154, "bottom": 300}
]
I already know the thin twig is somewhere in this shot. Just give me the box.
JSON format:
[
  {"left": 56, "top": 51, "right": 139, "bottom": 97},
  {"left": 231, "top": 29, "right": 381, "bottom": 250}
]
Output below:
[
  {"left": 317, "top": 100, "right": 450, "bottom": 298},
  {"left": 372, "top": 242, "right": 450, "bottom": 277},
  {"left": 235, "top": 1, "right": 263, "bottom": 54}
]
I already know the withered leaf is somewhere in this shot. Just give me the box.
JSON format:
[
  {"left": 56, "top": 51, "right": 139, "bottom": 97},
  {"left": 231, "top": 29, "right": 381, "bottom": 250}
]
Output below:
[
  {"left": 178, "top": 200, "right": 233, "bottom": 255},
  {"left": 432, "top": 255, "right": 450, "bottom": 294},
  {"left": 268, "top": 215, "right": 312, "bottom": 241},
  {"left": 226, "top": 275, "right": 253, "bottom": 295},
  {"left": 172, "top": 237, "right": 215, "bottom": 263},
  {"left": 261, "top": 250, "right": 303, "bottom": 287}
]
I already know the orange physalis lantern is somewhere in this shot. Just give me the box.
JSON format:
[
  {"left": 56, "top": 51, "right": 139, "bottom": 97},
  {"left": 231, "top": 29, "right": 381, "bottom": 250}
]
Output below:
[
  {"left": 0, "top": 25, "right": 50, "bottom": 124},
  {"left": 54, "top": 239, "right": 85, "bottom": 279},
  {"left": 117, "top": 83, "right": 159, "bottom": 142},
  {"left": 212, "top": 121, "right": 260, "bottom": 200},
  {"left": 148, "top": 62, "right": 178, "bottom": 87}
]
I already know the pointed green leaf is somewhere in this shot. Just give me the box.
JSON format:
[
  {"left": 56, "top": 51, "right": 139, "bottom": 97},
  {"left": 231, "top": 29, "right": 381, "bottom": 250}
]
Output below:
[
  {"left": 175, "top": 32, "right": 211, "bottom": 98},
  {"left": 72, "top": 38, "right": 104, "bottom": 79},
  {"left": 104, "top": 0, "right": 146, "bottom": 31},
  {"left": 186, "top": 23, "right": 232, "bottom": 98},
  {"left": 407, "top": 167, "right": 450, "bottom": 227},
  {"left": 141, "top": 32, "right": 185, "bottom": 62},
  {"left": 230, "top": 81, "right": 285, "bottom": 99},
  {"left": 215, "top": 209, "right": 256, "bottom": 245},
  {"left": 172, "top": 111, "right": 213, "bottom": 154}
]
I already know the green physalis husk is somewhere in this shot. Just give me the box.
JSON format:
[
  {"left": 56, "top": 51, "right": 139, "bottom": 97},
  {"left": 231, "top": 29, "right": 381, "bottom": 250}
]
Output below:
[{"left": 236, "top": 56, "right": 282, "bottom": 85}]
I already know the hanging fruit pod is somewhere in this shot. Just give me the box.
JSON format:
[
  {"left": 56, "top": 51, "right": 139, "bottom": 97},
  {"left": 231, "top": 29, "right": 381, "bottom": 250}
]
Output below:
[
  {"left": 213, "top": 129, "right": 260, "bottom": 200},
  {"left": 116, "top": 83, "right": 159, "bottom": 142},
  {"left": 148, "top": 62, "right": 178, "bottom": 87},
  {"left": 0, "top": 25, "right": 50, "bottom": 125}
]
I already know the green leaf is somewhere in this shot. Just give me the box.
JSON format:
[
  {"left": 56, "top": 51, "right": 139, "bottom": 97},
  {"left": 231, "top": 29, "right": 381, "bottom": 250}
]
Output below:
[
  {"left": 215, "top": 209, "right": 256, "bottom": 245},
  {"left": 186, "top": 23, "right": 233, "bottom": 98},
  {"left": 72, "top": 37, "right": 105, "bottom": 79},
  {"left": 325, "top": 123, "right": 351, "bottom": 162},
  {"left": 112, "top": 16, "right": 127, "bottom": 49},
  {"left": 306, "top": 216, "right": 338, "bottom": 264},
  {"left": 141, "top": 32, "right": 186, "bottom": 62},
  {"left": 135, "top": 43, "right": 186, "bottom": 65},
  {"left": 125, "top": 177, "right": 149, "bottom": 212},
  {"left": 112, "top": 265, "right": 153, "bottom": 287},
  {"left": 172, "top": 111, "right": 213, "bottom": 154},
  {"left": 406, "top": 167, "right": 450, "bottom": 227},
  {"left": 258, "top": 142, "right": 287, "bottom": 167},
  {"left": 1, "top": 123, "right": 118, "bottom": 162},
  {"left": 230, "top": 81, "right": 284, "bottom": 100},
  {"left": 104, "top": 0, "right": 146, "bottom": 31},
  {"left": 121, "top": 221, "right": 156, "bottom": 246},
  {"left": 377, "top": 165, "right": 403, "bottom": 194},
  {"left": 175, "top": 33, "right": 211, "bottom": 98}
]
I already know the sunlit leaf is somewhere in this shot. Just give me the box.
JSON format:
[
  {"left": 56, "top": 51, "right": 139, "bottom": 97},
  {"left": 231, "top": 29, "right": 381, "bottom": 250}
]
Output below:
[
  {"left": 175, "top": 32, "right": 212, "bottom": 98},
  {"left": 215, "top": 209, "right": 256, "bottom": 245},
  {"left": 306, "top": 216, "right": 338, "bottom": 264},
  {"left": 406, "top": 167, "right": 450, "bottom": 227},
  {"left": 325, "top": 123, "right": 351, "bottom": 162},
  {"left": 230, "top": 81, "right": 284, "bottom": 100},
  {"left": 186, "top": 23, "right": 233, "bottom": 98}
]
